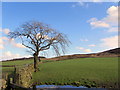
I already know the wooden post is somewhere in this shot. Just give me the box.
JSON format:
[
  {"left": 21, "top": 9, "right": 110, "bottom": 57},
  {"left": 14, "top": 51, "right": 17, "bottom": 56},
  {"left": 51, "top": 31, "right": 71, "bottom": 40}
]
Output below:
[
  {"left": 6, "top": 76, "right": 12, "bottom": 90},
  {"left": 13, "top": 66, "right": 16, "bottom": 83},
  {"left": 33, "top": 85, "right": 37, "bottom": 90},
  {"left": 10, "top": 78, "right": 13, "bottom": 83}
]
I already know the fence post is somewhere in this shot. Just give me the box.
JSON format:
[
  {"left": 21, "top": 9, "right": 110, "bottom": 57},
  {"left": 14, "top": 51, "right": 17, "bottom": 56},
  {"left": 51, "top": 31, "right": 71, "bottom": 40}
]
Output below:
[
  {"left": 13, "top": 66, "right": 16, "bottom": 84},
  {"left": 6, "top": 75, "right": 12, "bottom": 90},
  {"left": 33, "top": 85, "right": 37, "bottom": 90}
]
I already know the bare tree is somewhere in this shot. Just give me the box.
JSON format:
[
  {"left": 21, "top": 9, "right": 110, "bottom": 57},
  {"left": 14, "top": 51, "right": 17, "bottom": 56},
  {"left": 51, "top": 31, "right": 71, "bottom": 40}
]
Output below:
[{"left": 8, "top": 21, "right": 70, "bottom": 72}]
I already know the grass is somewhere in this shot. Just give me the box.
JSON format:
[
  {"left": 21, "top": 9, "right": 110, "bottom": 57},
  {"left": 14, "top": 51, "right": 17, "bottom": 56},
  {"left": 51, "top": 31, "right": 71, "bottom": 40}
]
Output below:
[
  {"left": 1, "top": 59, "right": 33, "bottom": 79},
  {"left": 2, "top": 59, "right": 34, "bottom": 66},
  {"left": 1, "top": 59, "right": 54, "bottom": 66},
  {"left": 1, "top": 67, "right": 15, "bottom": 79},
  {"left": 32, "top": 57, "right": 118, "bottom": 88},
  {"left": 1, "top": 57, "right": 118, "bottom": 88},
  {"left": 1, "top": 59, "right": 54, "bottom": 78}
]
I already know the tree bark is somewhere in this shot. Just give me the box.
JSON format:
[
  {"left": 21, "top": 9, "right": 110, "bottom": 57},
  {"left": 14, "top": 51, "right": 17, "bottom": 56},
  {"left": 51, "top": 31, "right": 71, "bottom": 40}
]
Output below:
[
  {"left": 38, "top": 57, "right": 41, "bottom": 62},
  {"left": 33, "top": 53, "right": 39, "bottom": 72}
]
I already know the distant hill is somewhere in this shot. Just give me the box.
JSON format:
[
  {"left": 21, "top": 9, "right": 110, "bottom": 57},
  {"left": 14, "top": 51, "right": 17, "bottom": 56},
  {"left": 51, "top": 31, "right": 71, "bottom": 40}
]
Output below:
[
  {"left": 97, "top": 48, "right": 120, "bottom": 55},
  {"left": 2, "top": 56, "right": 46, "bottom": 62},
  {"left": 2, "top": 48, "right": 120, "bottom": 62},
  {"left": 47, "top": 48, "right": 120, "bottom": 61}
]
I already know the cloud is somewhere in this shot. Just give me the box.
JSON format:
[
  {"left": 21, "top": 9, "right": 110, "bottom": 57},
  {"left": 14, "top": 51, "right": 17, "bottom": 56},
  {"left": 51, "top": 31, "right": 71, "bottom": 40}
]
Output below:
[
  {"left": 77, "top": 1, "right": 87, "bottom": 7},
  {"left": 0, "top": 37, "right": 9, "bottom": 49},
  {"left": 8, "top": 39, "right": 25, "bottom": 48},
  {"left": 80, "top": 39, "right": 88, "bottom": 41},
  {"left": 0, "top": 38, "right": 3, "bottom": 44},
  {"left": 0, "top": 51, "right": 21, "bottom": 60},
  {"left": 103, "top": 6, "right": 118, "bottom": 26},
  {"left": 76, "top": 47, "right": 84, "bottom": 50},
  {"left": 88, "top": 6, "right": 118, "bottom": 32},
  {"left": 101, "top": 35, "right": 119, "bottom": 49},
  {"left": 0, "top": 28, "right": 11, "bottom": 49},
  {"left": 0, "top": 28, "right": 2, "bottom": 32},
  {"left": 72, "top": 0, "right": 113, "bottom": 8},
  {"left": 2, "top": 37, "right": 9, "bottom": 40},
  {"left": 72, "top": 1, "right": 89, "bottom": 8},
  {"left": 0, "top": 51, "right": 32, "bottom": 61},
  {"left": 13, "top": 43, "right": 26, "bottom": 48},
  {"left": 88, "top": 44, "right": 96, "bottom": 47},
  {"left": 0, "top": 36, "right": 25, "bottom": 50},
  {"left": 76, "top": 47, "right": 92, "bottom": 53},
  {"left": 36, "top": 33, "right": 50, "bottom": 40},
  {"left": 91, "top": 0, "right": 101, "bottom": 2},
  {"left": 0, "top": 28, "right": 10, "bottom": 34},
  {"left": 3, "top": 28, "right": 10, "bottom": 35},
  {"left": 87, "top": 18, "right": 110, "bottom": 28},
  {"left": 84, "top": 49, "right": 92, "bottom": 53},
  {"left": 72, "top": 0, "right": 107, "bottom": 8},
  {"left": 108, "top": 27, "right": 118, "bottom": 32},
  {"left": 0, "top": 45, "right": 4, "bottom": 49}
]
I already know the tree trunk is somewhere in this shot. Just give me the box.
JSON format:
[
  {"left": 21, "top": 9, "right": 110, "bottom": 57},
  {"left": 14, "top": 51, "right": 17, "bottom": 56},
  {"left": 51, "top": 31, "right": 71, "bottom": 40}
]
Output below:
[
  {"left": 38, "top": 57, "right": 41, "bottom": 62},
  {"left": 33, "top": 53, "right": 39, "bottom": 72}
]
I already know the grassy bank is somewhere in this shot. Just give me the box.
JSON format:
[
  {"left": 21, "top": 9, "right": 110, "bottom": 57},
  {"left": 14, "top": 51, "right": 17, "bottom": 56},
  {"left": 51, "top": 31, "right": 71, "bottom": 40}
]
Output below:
[{"left": 32, "top": 57, "right": 118, "bottom": 88}]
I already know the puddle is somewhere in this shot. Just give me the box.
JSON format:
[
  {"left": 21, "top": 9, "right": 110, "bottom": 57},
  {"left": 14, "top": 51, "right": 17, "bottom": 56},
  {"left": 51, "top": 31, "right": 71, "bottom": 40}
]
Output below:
[
  {"left": 36, "top": 85, "right": 87, "bottom": 88},
  {"left": 36, "top": 85, "right": 107, "bottom": 90}
]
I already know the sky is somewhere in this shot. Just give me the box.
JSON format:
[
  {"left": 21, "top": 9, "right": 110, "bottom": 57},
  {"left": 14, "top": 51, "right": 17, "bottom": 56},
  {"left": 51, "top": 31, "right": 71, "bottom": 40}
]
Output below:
[{"left": 0, "top": 1, "right": 119, "bottom": 60}]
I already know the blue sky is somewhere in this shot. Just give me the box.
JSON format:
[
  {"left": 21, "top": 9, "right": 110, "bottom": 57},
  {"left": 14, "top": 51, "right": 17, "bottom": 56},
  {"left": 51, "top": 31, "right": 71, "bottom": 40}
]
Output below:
[{"left": 0, "top": 2, "right": 118, "bottom": 60}]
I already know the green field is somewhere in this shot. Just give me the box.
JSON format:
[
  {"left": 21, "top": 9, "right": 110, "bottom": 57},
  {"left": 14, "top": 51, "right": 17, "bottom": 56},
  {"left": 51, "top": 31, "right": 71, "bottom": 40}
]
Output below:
[
  {"left": 32, "top": 57, "right": 118, "bottom": 88},
  {"left": 2, "top": 59, "right": 34, "bottom": 66},
  {"left": 1, "top": 59, "right": 33, "bottom": 76},
  {"left": 1, "top": 59, "right": 54, "bottom": 76},
  {"left": 2, "top": 59, "right": 54, "bottom": 66},
  {"left": 1, "top": 57, "right": 118, "bottom": 88}
]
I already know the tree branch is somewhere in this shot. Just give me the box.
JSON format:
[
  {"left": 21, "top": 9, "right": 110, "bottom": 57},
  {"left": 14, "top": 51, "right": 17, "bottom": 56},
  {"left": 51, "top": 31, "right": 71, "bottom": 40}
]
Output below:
[{"left": 22, "top": 43, "right": 36, "bottom": 52}]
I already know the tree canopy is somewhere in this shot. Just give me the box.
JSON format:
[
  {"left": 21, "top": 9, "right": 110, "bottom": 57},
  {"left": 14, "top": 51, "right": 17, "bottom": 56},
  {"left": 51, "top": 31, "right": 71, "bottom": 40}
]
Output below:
[{"left": 8, "top": 21, "right": 70, "bottom": 72}]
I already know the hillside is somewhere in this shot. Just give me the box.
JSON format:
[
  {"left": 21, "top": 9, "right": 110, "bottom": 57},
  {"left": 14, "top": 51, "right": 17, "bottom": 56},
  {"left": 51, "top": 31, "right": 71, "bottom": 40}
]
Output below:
[
  {"left": 2, "top": 48, "right": 120, "bottom": 61},
  {"left": 97, "top": 48, "right": 120, "bottom": 55},
  {"left": 47, "top": 48, "right": 120, "bottom": 61}
]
